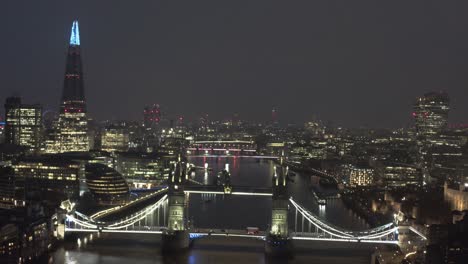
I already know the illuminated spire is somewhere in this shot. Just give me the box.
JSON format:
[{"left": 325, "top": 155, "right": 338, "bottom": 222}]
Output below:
[{"left": 70, "top": 20, "right": 80, "bottom": 46}]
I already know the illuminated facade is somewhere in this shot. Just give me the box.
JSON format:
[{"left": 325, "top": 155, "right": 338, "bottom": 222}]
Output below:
[
  {"left": 349, "top": 166, "right": 375, "bottom": 187},
  {"left": 270, "top": 165, "right": 289, "bottom": 238},
  {"left": 101, "top": 125, "right": 129, "bottom": 153},
  {"left": 13, "top": 157, "right": 81, "bottom": 200},
  {"left": 413, "top": 92, "right": 450, "bottom": 184},
  {"left": 167, "top": 193, "right": 185, "bottom": 231},
  {"left": 413, "top": 92, "right": 449, "bottom": 138},
  {"left": 57, "top": 20, "right": 89, "bottom": 153},
  {"left": 382, "top": 163, "right": 421, "bottom": 188},
  {"left": 444, "top": 182, "right": 468, "bottom": 211},
  {"left": 115, "top": 152, "right": 173, "bottom": 189},
  {"left": 4, "top": 97, "right": 42, "bottom": 151},
  {"left": 85, "top": 163, "right": 129, "bottom": 205}
]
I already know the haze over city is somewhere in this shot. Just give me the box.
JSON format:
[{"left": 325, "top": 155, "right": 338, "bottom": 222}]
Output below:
[
  {"left": 1, "top": 1, "right": 468, "bottom": 264},
  {"left": 1, "top": 1, "right": 468, "bottom": 126}
]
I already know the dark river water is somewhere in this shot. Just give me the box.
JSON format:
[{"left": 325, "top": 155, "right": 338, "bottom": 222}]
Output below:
[{"left": 49, "top": 156, "right": 374, "bottom": 264}]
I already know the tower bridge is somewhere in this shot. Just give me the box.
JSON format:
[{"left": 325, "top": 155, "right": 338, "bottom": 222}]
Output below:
[{"left": 62, "top": 159, "right": 421, "bottom": 256}]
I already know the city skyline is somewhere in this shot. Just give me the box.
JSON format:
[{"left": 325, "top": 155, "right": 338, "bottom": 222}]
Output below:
[
  {"left": 1, "top": 1, "right": 468, "bottom": 127},
  {"left": 2, "top": 2, "right": 468, "bottom": 263}
]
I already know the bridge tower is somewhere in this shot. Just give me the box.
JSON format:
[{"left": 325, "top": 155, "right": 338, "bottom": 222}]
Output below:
[
  {"left": 265, "top": 161, "right": 293, "bottom": 257},
  {"left": 162, "top": 156, "right": 190, "bottom": 251}
]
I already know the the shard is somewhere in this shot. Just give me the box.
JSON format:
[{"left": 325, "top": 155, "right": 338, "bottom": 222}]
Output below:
[{"left": 57, "top": 20, "right": 89, "bottom": 152}]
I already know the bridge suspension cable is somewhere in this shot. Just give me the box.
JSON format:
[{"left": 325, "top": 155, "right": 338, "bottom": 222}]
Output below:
[
  {"left": 289, "top": 198, "right": 397, "bottom": 242},
  {"left": 66, "top": 194, "right": 168, "bottom": 231}
]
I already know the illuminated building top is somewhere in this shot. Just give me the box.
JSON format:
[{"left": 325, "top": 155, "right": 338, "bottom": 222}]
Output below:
[{"left": 70, "top": 20, "right": 80, "bottom": 46}]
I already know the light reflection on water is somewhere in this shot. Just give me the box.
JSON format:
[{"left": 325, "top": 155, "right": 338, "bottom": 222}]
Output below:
[{"left": 50, "top": 156, "right": 372, "bottom": 264}]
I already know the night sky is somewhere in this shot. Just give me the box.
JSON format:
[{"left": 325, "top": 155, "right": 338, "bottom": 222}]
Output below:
[{"left": 1, "top": 1, "right": 467, "bottom": 127}]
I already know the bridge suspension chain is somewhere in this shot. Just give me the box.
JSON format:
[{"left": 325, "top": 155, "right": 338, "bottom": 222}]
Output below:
[
  {"left": 66, "top": 195, "right": 168, "bottom": 231},
  {"left": 289, "top": 198, "right": 397, "bottom": 241}
]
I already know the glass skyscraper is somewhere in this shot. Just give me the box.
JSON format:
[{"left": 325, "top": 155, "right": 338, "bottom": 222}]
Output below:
[
  {"left": 4, "top": 97, "right": 42, "bottom": 151},
  {"left": 413, "top": 92, "right": 450, "bottom": 139},
  {"left": 57, "top": 20, "right": 89, "bottom": 153}
]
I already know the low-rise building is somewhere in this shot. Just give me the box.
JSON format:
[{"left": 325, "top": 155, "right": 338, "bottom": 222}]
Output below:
[
  {"left": 115, "top": 152, "right": 174, "bottom": 189},
  {"left": 381, "top": 162, "right": 421, "bottom": 188},
  {"left": 13, "top": 157, "right": 81, "bottom": 200},
  {"left": 444, "top": 182, "right": 468, "bottom": 211}
]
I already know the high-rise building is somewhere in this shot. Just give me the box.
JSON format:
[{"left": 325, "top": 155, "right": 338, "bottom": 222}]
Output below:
[
  {"left": 271, "top": 108, "right": 278, "bottom": 124},
  {"left": 143, "top": 104, "right": 161, "bottom": 128},
  {"left": 413, "top": 92, "right": 450, "bottom": 185},
  {"left": 57, "top": 20, "right": 89, "bottom": 153},
  {"left": 413, "top": 92, "right": 449, "bottom": 139},
  {"left": 4, "top": 97, "right": 42, "bottom": 151},
  {"left": 101, "top": 124, "right": 129, "bottom": 153}
]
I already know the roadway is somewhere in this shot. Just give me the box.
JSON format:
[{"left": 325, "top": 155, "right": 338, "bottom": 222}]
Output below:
[
  {"left": 91, "top": 188, "right": 168, "bottom": 222},
  {"left": 184, "top": 185, "right": 272, "bottom": 196}
]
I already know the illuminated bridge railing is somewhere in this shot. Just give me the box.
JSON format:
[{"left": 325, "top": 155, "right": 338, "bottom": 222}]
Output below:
[
  {"left": 65, "top": 194, "right": 169, "bottom": 233},
  {"left": 90, "top": 187, "right": 168, "bottom": 220},
  {"left": 184, "top": 185, "right": 272, "bottom": 196},
  {"left": 65, "top": 195, "right": 399, "bottom": 245},
  {"left": 188, "top": 140, "right": 257, "bottom": 153},
  {"left": 289, "top": 198, "right": 398, "bottom": 244}
]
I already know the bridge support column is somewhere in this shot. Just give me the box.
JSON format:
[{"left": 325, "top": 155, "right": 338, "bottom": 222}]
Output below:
[
  {"left": 162, "top": 160, "right": 190, "bottom": 252},
  {"left": 265, "top": 164, "right": 293, "bottom": 257},
  {"left": 162, "top": 190, "right": 189, "bottom": 252}
]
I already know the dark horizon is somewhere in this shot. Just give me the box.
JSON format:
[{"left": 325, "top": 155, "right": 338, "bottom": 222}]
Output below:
[{"left": 1, "top": 1, "right": 467, "bottom": 127}]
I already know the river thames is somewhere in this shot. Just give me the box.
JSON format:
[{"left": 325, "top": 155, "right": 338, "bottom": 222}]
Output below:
[{"left": 50, "top": 156, "right": 377, "bottom": 264}]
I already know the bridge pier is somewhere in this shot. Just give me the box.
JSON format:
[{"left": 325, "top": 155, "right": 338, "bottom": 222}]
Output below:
[
  {"left": 162, "top": 159, "right": 190, "bottom": 252},
  {"left": 162, "top": 191, "right": 190, "bottom": 251},
  {"left": 161, "top": 230, "right": 190, "bottom": 252},
  {"left": 265, "top": 164, "right": 293, "bottom": 257}
]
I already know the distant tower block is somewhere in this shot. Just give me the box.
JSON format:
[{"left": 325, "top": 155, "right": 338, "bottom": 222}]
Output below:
[
  {"left": 143, "top": 104, "right": 161, "bottom": 128},
  {"left": 272, "top": 108, "right": 278, "bottom": 123},
  {"left": 413, "top": 92, "right": 449, "bottom": 138}
]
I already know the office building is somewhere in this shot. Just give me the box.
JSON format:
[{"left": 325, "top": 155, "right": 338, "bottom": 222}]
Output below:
[
  {"left": 85, "top": 163, "right": 129, "bottom": 205},
  {"left": 101, "top": 124, "right": 129, "bottom": 153},
  {"left": 381, "top": 162, "right": 421, "bottom": 188},
  {"left": 349, "top": 164, "right": 375, "bottom": 187},
  {"left": 143, "top": 104, "right": 161, "bottom": 128},
  {"left": 413, "top": 92, "right": 449, "bottom": 139},
  {"left": 13, "top": 157, "right": 81, "bottom": 200},
  {"left": 115, "top": 151, "right": 174, "bottom": 189},
  {"left": 4, "top": 97, "right": 42, "bottom": 151}
]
